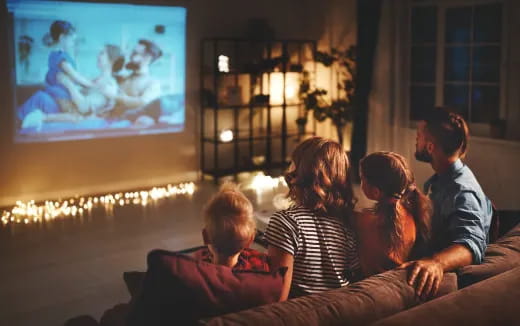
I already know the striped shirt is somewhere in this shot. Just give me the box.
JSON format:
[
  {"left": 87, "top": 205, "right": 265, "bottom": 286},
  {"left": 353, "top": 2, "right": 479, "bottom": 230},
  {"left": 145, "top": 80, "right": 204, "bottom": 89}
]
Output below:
[{"left": 265, "top": 206, "right": 359, "bottom": 297}]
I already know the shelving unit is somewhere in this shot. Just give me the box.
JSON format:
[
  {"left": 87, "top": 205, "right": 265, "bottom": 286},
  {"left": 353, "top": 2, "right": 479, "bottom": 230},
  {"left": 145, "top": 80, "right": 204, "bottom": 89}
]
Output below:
[{"left": 200, "top": 38, "right": 317, "bottom": 180}]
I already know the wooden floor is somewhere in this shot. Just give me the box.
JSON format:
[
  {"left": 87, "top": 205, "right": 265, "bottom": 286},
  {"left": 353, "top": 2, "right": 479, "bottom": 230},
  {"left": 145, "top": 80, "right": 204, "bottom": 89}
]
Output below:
[
  {"left": 0, "top": 182, "right": 217, "bottom": 325},
  {"left": 0, "top": 180, "right": 372, "bottom": 326}
]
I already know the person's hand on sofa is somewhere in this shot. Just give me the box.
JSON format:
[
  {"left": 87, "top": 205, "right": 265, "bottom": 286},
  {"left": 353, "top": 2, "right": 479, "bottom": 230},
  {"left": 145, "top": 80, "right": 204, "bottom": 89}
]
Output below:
[
  {"left": 401, "top": 244, "right": 474, "bottom": 299},
  {"left": 400, "top": 258, "right": 443, "bottom": 299}
]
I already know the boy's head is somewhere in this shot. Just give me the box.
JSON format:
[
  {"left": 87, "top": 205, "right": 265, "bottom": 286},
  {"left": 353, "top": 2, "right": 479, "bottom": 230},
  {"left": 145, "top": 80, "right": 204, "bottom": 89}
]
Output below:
[{"left": 202, "top": 183, "right": 256, "bottom": 258}]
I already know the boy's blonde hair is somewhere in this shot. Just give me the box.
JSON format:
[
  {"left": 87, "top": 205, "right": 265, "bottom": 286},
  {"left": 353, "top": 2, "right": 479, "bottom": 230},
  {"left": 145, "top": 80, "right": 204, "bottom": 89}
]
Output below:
[{"left": 203, "top": 183, "right": 256, "bottom": 256}]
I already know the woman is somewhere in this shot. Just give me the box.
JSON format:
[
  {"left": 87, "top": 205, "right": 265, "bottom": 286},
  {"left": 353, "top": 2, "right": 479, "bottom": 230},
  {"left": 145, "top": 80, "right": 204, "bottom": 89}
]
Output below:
[
  {"left": 265, "top": 137, "right": 359, "bottom": 301},
  {"left": 357, "top": 151, "right": 432, "bottom": 277},
  {"left": 19, "top": 44, "right": 124, "bottom": 129}
]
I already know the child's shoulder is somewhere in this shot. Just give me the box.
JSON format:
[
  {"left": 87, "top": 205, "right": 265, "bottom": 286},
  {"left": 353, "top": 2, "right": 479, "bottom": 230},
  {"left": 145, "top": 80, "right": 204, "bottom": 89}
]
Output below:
[{"left": 280, "top": 205, "right": 315, "bottom": 218}]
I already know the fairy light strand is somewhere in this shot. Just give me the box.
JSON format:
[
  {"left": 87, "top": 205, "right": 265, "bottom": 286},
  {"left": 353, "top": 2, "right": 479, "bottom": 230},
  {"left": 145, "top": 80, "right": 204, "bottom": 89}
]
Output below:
[{"left": 0, "top": 182, "right": 196, "bottom": 227}]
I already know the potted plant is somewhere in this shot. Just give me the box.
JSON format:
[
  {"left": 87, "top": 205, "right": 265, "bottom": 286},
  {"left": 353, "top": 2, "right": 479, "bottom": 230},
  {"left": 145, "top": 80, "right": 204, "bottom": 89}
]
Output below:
[{"left": 298, "top": 46, "right": 356, "bottom": 146}]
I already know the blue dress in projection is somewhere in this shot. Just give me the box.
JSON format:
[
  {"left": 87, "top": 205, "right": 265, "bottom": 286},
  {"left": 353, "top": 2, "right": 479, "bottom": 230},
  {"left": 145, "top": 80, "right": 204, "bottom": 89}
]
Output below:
[{"left": 17, "top": 50, "right": 76, "bottom": 120}]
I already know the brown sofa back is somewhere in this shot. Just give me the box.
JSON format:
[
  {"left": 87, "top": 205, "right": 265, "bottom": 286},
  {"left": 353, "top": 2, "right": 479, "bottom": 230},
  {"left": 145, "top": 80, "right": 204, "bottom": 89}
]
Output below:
[
  {"left": 458, "top": 222, "right": 520, "bottom": 288},
  {"left": 372, "top": 266, "right": 520, "bottom": 326},
  {"left": 205, "top": 269, "right": 457, "bottom": 326}
]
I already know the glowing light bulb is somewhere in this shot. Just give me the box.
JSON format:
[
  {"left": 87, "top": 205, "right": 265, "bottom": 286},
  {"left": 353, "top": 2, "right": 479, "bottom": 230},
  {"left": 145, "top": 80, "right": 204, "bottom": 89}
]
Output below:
[
  {"left": 0, "top": 182, "right": 196, "bottom": 227},
  {"left": 219, "top": 129, "right": 233, "bottom": 143},
  {"left": 218, "top": 55, "right": 229, "bottom": 73}
]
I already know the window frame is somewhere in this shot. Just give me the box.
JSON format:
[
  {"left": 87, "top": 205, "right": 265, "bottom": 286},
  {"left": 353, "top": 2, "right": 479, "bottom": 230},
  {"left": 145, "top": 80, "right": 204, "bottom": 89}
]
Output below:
[{"left": 407, "top": 0, "right": 508, "bottom": 133}]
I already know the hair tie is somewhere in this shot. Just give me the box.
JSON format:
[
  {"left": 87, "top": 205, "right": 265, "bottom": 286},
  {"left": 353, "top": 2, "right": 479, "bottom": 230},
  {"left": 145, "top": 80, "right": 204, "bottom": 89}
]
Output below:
[
  {"left": 386, "top": 193, "right": 402, "bottom": 204},
  {"left": 386, "top": 197, "right": 399, "bottom": 204}
]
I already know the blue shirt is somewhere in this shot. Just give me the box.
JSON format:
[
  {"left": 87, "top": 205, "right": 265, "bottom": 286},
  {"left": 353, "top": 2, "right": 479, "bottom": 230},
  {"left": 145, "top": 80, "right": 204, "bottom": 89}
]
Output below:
[
  {"left": 45, "top": 50, "right": 76, "bottom": 100},
  {"left": 424, "top": 159, "right": 492, "bottom": 264}
]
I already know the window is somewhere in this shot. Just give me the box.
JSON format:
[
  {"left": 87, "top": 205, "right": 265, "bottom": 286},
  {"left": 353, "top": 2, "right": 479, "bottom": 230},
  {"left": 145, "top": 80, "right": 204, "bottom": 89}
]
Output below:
[{"left": 409, "top": 1, "right": 504, "bottom": 123}]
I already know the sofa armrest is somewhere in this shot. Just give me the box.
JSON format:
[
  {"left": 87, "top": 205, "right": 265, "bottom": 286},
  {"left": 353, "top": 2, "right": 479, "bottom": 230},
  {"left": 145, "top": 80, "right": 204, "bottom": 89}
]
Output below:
[{"left": 205, "top": 269, "right": 457, "bottom": 326}]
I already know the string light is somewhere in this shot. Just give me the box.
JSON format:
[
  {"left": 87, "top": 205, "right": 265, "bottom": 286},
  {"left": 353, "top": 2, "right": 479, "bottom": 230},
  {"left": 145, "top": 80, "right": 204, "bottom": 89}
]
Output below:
[{"left": 0, "top": 182, "right": 196, "bottom": 227}]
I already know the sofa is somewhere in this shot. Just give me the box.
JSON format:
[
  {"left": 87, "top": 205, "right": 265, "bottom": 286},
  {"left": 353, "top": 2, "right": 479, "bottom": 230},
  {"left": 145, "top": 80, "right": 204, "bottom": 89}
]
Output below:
[
  {"left": 203, "top": 222, "right": 520, "bottom": 326},
  {"left": 90, "top": 222, "right": 519, "bottom": 326}
]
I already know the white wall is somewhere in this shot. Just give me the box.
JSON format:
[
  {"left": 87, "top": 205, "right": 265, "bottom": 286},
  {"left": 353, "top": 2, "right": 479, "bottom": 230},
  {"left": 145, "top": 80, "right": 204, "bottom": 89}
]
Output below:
[
  {"left": 0, "top": 0, "right": 356, "bottom": 206},
  {"left": 372, "top": 126, "right": 520, "bottom": 210},
  {"left": 367, "top": 0, "right": 520, "bottom": 210}
]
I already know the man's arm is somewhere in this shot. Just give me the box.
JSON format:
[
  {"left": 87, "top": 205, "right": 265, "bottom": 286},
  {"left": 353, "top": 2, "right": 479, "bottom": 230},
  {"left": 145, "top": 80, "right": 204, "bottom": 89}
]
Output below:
[
  {"left": 114, "top": 80, "right": 161, "bottom": 109},
  {"left": 401, "top": 244, "right": 472, "bottom": 299},
  {"left": 401, "top": 191, "right": 490, "bottom": 298}
]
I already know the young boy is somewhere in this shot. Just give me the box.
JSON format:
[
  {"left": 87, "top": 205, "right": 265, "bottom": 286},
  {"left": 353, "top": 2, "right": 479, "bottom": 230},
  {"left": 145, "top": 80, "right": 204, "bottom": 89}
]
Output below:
[
  {"left": 120, "top": 184, "right": 271, "bottom": 326},
  {"left": 194, "top": 183, "right": 269, "bottom": 272}
]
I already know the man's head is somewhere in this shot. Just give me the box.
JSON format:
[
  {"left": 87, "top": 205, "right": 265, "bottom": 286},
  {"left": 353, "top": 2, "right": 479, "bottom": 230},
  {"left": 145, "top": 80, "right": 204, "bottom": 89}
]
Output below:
[
  {"left": 202, "top": 183, "right": 255, "bottom": 259},
  {"left": 415, "top": 107, "right": 469, "bottom": 163},
  {"left": 126, "top": 39, "right": 162, "bottom": 72}
]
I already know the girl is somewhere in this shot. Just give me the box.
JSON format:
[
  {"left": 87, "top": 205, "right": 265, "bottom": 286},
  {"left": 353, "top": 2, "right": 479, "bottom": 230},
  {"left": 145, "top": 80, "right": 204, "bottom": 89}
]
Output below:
[
  {"left": 358, "top": 151, "right": 432, "bottom": 277},
  {"left": 18, "top": 20, "right": 93, "bottom": 124},
  {"left": 265, "top": 137, "right": 359, "bottom": 300}
]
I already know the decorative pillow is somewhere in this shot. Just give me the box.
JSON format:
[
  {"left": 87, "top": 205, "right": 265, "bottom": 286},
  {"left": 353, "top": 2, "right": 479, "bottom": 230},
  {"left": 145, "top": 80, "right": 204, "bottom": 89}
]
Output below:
[
  {"left": 458, "top": 222, "right": 520, "bottom": 288},
  {"left": 127, "top": 249, "right": 285, "bottom": 326}
]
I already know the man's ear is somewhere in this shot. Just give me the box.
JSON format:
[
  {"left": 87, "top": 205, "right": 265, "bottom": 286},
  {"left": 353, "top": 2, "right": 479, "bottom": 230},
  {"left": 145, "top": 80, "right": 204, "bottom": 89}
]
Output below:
[
  {"left": 202, "top": 228, "right": 210, "bottom": 245},
  {"left": 426, "top": 141, "right": 435, "bottom": 155}
]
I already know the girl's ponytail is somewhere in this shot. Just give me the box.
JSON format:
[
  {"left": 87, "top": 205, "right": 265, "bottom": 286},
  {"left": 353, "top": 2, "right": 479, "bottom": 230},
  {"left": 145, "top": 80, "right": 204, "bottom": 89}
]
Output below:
[
  {"left": 403, "top": 184, "right": 432, "bottom": 258},
  {"left": 376, "top": 193, "right": 404, "bottom": 256}
]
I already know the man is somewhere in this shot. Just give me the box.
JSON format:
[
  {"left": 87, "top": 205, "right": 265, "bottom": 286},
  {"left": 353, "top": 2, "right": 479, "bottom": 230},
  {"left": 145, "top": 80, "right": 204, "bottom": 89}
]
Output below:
[
  {"left": 402, "top": 107, "right": 493, "bottom": 298},
  {"left": 108, "top": 39, "right": 162, "bottom": 122}
]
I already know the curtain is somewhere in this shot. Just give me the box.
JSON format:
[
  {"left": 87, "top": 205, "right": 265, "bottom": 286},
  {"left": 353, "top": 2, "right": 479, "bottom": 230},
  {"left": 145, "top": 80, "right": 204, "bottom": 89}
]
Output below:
[
  {"left": 350, "top": 0, "right": 383, "bottom": 171},
  {"left": 366, "top": 0, "right": 437, "bottom": 185},
  {"left": 366, "top": 0, "right": 407, "bottom": 154}
]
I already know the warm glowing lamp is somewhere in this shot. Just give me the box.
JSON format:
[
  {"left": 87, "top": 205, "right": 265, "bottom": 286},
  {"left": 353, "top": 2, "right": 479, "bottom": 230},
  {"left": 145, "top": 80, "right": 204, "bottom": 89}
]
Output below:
[
  {"left": 218, "top": 55, "right": 229, "bottom": 73},
  {"left": 262, "top": 72, "right": 300, "bottom": 105},
  {"left": 219, "top": 129, "right": 234, "bottom": 142}
]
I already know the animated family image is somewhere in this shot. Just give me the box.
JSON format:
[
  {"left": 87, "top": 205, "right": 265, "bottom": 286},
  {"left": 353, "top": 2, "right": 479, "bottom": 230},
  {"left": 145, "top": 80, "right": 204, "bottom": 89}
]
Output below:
[{"left": 11, "top": 1, "right": 186, "bottom": 142}]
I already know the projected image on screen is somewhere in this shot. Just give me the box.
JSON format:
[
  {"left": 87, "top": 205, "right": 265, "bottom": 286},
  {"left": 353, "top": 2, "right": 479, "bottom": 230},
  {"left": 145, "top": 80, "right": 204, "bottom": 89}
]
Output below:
[{"left": 8, "top": 0, "right": 186, "bottom": 142}]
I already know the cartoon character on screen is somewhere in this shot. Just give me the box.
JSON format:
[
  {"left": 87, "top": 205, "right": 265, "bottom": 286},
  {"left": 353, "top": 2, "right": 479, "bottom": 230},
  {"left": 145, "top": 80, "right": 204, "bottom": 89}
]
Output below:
[{"left": 17, "top": 20, "right": 94, "bottom": 126}]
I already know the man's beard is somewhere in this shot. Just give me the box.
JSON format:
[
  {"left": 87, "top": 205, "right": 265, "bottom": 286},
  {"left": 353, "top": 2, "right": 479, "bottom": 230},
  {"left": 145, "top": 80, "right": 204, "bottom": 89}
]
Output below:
[
  {"left": 415, "top": 147, "right": 433, "bottom": 163},
  {"left": 126, "top": 61, "right": 141, "bottom": 71}
]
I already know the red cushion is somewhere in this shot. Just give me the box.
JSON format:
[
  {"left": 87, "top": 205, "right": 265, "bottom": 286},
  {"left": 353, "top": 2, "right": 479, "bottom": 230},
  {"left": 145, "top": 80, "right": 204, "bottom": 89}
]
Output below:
[{"left": 127, "top": 249, "right": 284, "bottom": 326}]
